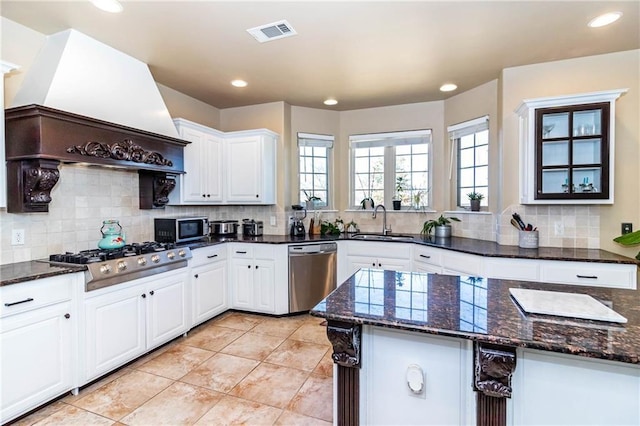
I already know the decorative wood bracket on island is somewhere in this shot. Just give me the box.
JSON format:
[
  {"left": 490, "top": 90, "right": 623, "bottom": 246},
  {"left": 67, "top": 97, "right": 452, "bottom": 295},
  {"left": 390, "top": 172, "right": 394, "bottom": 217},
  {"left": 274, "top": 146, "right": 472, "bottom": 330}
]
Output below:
[
  {"left": 4, "top": 105, "right": 189, "bottom": 213},
  {"left": 473, "top": 343, "right": 517, "bottom": 426},
  {"left": 327, "top": 321, "right": 361, "bottom": 426}
]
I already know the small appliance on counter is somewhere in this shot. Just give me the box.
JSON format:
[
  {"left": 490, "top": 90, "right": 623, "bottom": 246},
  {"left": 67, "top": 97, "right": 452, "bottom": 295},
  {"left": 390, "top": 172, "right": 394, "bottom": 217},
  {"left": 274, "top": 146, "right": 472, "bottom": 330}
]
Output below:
[
  {"left": 242, "top": 219, "right": 264, "bottom": 236},
  {"left": 98, "top": 219, "right": 125, "bottom": 249},
  {"left": 154, "top": 216, "right": 209, "bottom": 244},
  {"left": 289, "top": 205, "right": 307, "bottom": 237},
  {"left": 210, "top": 220, "right": 239, "bottom": 236}
]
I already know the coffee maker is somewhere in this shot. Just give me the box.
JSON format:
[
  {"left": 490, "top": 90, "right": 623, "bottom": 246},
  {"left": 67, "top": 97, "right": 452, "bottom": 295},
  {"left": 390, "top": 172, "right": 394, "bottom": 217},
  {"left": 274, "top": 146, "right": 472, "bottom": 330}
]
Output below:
[{"left": 289, "top": 205, "right": 307, "bottom": 236}]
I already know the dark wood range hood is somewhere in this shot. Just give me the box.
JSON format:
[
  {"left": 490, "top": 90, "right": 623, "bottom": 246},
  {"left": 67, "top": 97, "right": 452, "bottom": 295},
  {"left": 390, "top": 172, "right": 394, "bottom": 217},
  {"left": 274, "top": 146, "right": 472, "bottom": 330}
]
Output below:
[{"left": 5, "top": 104, "right": 190, "bottom": 213}]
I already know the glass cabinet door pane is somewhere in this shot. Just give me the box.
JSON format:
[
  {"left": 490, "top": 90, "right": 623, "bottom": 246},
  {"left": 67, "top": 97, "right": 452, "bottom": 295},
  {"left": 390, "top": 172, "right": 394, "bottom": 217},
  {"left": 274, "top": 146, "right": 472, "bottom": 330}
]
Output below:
[
  {"left": 573, "top": 168, "right": 601, "bottom": 194},
  {"left": 542, "top": 169, "right": 569, "bottom": 194},
  {"left": 573, "top": 109, "right": 602, "bottom": 137},
  {"left": 573, "top": 139, "right": 601, "bottom": 165},
  {"left": 541, "top": 112, "right": 569, "bottom": 138},
  {"left": 542, "top": 141, "right": 568, "bottom": 166}
]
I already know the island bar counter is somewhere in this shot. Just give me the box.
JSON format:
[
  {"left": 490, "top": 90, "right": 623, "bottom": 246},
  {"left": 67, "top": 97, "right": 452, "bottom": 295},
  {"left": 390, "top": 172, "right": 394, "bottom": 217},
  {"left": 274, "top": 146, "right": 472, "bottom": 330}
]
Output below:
[{"left": 310, "top": 269, "right": 640, "bottom": 426}]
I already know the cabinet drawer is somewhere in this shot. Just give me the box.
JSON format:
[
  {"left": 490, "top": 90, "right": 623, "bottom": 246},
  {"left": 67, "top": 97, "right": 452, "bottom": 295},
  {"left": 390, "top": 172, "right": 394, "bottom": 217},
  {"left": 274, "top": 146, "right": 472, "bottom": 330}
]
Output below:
[
  {"left": 0, "top": 275, "right": 74, "bottom": 318},
  {"left": 230, "top": 244, "right": 254, "bottom": 259},
  {"left": 540, "top": 261, "right": 637, "bottom": 289},
  {"left": 190, "top": 245, "right": 228, "bottom": 266},
  {"left": 484, "top": 258, "right": 540, "bottom": 282},
  {"left": 413, "top": 246, "right": 442, "bottom": 267},
  {"left": 441, "top": 252, "right": 483, "bottom": 276}
]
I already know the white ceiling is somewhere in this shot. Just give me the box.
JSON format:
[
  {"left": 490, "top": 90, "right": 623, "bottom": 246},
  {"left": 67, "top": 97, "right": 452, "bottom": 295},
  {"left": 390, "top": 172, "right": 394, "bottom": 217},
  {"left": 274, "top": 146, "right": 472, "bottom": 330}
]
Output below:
[{"left": 2, "top": 1, "right": 638, "bottom": 111}]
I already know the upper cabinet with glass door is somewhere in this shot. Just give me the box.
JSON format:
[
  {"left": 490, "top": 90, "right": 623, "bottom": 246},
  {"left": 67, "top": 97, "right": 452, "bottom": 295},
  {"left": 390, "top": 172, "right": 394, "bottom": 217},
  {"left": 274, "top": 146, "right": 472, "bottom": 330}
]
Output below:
[{"left": 517, "top": 89, "right": 627, "bottom": 204}]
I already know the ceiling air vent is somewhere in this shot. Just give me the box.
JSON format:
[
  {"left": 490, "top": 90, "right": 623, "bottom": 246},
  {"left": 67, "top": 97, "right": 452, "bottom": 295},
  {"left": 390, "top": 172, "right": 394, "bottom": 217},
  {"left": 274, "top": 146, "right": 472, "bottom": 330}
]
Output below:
[{"left": 247, "top": 20, "right": 297, "bottom": 43}]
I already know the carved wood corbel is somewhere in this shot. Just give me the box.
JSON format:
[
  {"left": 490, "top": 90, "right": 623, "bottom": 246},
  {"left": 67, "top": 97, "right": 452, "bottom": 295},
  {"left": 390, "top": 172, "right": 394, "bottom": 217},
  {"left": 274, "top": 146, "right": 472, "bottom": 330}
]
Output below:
[
  {"left": 7, "top": 159, "right": 60, "bottom": 213},
  {"left": 327, "top": 321, "right": 361, "bottom": 368},
  {"left": 326, "top": 321, "right": 361, "bottom": 426},
  {"left": 138, "top": 171, "right": 177, "bottom": 209},
  {"left": 474, "top": 343, "right": 517, "bottom": 426}
]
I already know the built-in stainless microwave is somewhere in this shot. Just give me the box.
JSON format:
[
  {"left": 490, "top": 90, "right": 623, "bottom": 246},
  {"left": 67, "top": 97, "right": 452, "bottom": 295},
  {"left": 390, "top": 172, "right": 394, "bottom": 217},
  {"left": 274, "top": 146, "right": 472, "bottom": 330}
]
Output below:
[{"left": 154, "top": 217, "right": 208, "bottom": 244}]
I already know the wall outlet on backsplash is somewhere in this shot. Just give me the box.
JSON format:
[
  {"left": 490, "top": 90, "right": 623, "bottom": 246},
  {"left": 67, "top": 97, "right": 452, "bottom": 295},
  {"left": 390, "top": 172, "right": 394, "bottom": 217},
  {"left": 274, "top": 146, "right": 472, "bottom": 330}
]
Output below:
[
  {"left": 11, "top": 229, "right": 25, "bottom": 245},
  {"left": 554, "top": 222, "right": 564, "bottom": 236}
]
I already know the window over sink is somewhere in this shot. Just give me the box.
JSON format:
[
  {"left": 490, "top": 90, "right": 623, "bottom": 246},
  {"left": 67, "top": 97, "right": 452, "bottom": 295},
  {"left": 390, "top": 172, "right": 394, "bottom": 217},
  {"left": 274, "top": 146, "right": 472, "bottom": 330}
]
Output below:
[{"left": 298, "top": 132, "right": 333, "bottom": 209}]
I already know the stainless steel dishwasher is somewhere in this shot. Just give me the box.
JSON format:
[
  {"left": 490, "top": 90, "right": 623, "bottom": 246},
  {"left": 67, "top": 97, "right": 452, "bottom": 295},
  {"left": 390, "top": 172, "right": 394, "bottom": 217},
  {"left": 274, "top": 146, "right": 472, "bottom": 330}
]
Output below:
[{"left": 288, "top": 242, "right": 337, "bottom": 313}]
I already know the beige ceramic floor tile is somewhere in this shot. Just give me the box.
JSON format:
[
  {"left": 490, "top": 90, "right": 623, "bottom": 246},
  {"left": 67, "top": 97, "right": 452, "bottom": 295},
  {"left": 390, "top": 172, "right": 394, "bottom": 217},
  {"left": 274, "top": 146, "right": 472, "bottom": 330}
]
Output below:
[
  {"left": 229, "top": 363, "right": 309, "bottom": 409},
  {"left": 136, "top": 344, "right": 214, "bottom": 380},
  {"left": 180, "top": 352, "right": 259, "bottom": 393},
  {"left": 275, "top": 410, "right": 333, "bottom": 426},
  {"left": 312, "top": 348, "right": 334, "bottom": 377},
  {"left": 31, "top": 404, "right": 113, "bottom": 426},
  {"left": 265, "top": 339, "right": 329, "bottom": 371},
  {"left": 10, "top": 400, "right": 68, "bottom": 426},
  {"left": 213, "top": 313, "right": 264, "bottom": 331},
  {"left": 195, "top": 395, "right": 282, "bottom": 425},
  {"left": 182, "top": 324, "right": 244, "bottom": 352},
  {"left": 289, "top": 322, "right": 331, "bottom": 346},
  {"left": 71, "top": 370, "right": 173, "bottom": 421},
  {"left": 250, "top": 317, "right": 304, "bottom": 338},
  {"left": 62, "top": 367, "right": 134, "bottom": 403},
  {"left": 220, "top": 332, "right": 286, "bottom": 361},
  {"left": 127, "top": 339, "right": 181, "bottom": 369},
  {"left": 287, "top": 374, "right": 333, "bottom": 422},
  {"left": 121, "top": 382, "right": 222, "bottom": 425}
]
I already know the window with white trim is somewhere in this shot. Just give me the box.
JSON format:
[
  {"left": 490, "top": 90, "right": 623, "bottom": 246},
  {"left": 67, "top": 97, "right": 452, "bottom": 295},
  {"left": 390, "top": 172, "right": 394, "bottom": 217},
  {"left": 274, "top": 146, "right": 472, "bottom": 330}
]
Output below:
[
  {"left": 298, "top": 132, "right": 333, "bottom": 208},
  {"left": 448, "top": 116, "right": 489, "bottom": 208},
  {"left": 350, "top": 129, "right": 431, "bottom": 209}
]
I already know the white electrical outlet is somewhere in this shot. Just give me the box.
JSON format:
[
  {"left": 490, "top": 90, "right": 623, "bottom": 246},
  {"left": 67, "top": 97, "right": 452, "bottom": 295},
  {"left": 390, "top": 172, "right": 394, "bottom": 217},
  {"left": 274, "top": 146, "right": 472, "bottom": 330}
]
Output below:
[
  {"left": 554, "top": 222, "right": 564, "bottom": 236},
  {"left": 270, "top": 215, "right": 276, "bottom": 226},
  {"left": 11, "top": 229, "right": 25, "bottom": 245}
]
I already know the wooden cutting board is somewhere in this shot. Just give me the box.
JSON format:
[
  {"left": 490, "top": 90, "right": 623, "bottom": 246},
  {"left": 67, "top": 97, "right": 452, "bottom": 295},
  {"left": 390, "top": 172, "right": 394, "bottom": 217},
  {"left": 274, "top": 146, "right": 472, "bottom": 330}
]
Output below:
[{"left": 509, "top": 288, "right": 627, "bottom": 324}]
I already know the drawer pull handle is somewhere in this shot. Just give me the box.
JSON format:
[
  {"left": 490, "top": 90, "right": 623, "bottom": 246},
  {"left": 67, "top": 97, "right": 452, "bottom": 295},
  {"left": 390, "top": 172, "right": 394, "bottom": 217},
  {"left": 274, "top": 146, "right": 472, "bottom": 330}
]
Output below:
[
  {"left": 141, "top": 294, "right": 146, "bottom": 299},
  {"left": 207, "top": 254, "right": 218, "bottom": 259},
  {"left": 64, "top": 313, "right": 70, "bottom": 319},
  {"left": 236, "top": 251, "right": 247, "bottom": 254},
  {"left": 194, "top": 274, "right": 199, "bottom": 279},
  {"left": 419, "top": 254, "right": 431, "bottom": 259},
  {"left": 4, "top": 298, "right": 34, "bottom": 307},
  {"left": 150, "top": 291, "right": 155, "bottom": 296},
  {"left": 576, "top": 275, "right": 598, "bottom": 279}
]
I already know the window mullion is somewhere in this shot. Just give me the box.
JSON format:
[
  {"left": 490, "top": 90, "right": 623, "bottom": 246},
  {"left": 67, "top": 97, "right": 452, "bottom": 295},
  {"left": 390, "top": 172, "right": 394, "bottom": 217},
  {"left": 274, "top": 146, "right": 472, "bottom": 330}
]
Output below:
[{"left": 384, "top": 146, "right": 394, "bottom": 207}]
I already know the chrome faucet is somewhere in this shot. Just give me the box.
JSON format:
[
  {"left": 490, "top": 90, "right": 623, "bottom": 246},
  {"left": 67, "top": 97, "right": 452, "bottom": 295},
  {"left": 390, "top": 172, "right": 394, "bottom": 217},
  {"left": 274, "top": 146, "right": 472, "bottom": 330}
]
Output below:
[{"left": 372, "top": 204, "right": 392, "bottom": 235}]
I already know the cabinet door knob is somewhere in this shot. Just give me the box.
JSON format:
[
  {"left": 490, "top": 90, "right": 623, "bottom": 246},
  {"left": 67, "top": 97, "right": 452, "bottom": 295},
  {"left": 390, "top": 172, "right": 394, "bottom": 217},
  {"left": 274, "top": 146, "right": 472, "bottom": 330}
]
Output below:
[
  {"left": 141, "top": 294, "right": 147, "bottom": 298},
  {"left": 256, "top": 194, "right": 259, "bottom": 198},
  {"left": 194, "top": 274, "right": 199, "bottom": 279},
  {"left": 372, "top": 262, "right": 375, "bottom": 266},
  {"left": 207, "top": 194, "right": 211, "bottom": 198},
  {"left": 150, "top": 290, "right": 155, "bottom": 296},
  {"left": 255, "top": 265, "right": 259, "bottom": 269},
  {"left": 247, "top": 265, "right": 251, "bottom": 269},
  {"left": 64, "top": 313, "right": 71, "bottom": 319},
  {"left": 378, "top": 263, "right": 382, "bottom": 267},
  {"left": 202, "top": 194, "right": 206, "bottom": 198}
]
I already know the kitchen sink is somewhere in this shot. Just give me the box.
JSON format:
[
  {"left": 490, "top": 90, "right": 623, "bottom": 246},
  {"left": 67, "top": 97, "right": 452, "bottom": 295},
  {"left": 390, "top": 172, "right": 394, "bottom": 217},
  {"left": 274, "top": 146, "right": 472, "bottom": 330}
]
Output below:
[{"left": 350, "top": 233, "right": 415, "bottom": 242}]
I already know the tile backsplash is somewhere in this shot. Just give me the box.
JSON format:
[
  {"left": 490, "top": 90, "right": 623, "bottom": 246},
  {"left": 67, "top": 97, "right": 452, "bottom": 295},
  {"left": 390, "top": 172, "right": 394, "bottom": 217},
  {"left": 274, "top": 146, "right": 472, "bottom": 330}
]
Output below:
[{"left": 0, "top": 165, "right": 600, "bottom": 265}]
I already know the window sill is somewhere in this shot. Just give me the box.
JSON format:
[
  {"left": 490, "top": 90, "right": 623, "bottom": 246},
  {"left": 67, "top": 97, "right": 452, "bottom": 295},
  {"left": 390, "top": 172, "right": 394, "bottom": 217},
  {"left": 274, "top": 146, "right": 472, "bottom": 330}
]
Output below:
[
  {"left": 444, "top": 210, "right": 492, "bottom": 215},
  {"left": 345, "top": 208, "right": 437, "bottom": 213},
  {"left": 306, "top": 209, "right": 339, "bottom": 213}
]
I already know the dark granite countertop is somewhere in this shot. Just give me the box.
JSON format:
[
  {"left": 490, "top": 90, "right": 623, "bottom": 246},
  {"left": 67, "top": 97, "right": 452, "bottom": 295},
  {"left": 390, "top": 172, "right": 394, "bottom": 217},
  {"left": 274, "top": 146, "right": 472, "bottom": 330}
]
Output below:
[
  {"left": 0, "top": 260, "right": 86, "bottom": 287},
  {"left": 187, "top": 234, "right": 638, "bottom": 265},
  {"left": 311, "top": 268, "right": 640, "bottom": 365}
]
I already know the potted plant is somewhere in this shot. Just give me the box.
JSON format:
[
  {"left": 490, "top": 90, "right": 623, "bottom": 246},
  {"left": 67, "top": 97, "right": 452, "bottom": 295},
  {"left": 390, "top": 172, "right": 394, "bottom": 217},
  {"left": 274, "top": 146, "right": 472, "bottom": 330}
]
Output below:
[
  {"left": 393, "top": 176, "right": 407, "bottom": 210},
  {"left": 360, "top": 196, "right": 375, "bottom": 210},
  {"left": 613, "top": 230, "right": 640, "bottom": 261},
  {"left": 467, "top": 191, "right": 484, "bottom": 212},
  {"left": 303, "top": 190, "right": 322, "bottom": 210},
  {"left": 421, "top": 214, "right": 461, "bottom": 238}
]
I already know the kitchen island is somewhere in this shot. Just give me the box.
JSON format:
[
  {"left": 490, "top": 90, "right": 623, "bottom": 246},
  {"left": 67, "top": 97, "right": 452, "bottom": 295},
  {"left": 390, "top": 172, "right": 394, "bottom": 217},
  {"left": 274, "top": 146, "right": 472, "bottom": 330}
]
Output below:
[{"left": 310, "top": 269, "right": 640, "bottom": 426}]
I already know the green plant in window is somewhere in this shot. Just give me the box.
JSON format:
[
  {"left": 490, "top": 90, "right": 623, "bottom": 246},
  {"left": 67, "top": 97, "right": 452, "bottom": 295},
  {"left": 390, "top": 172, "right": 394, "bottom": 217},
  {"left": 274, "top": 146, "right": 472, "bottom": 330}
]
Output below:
[
  {"left": 395, "top": 176, "right": 408, "bottom": 200},
  {"left": 466, "top": 191, "right": 484, "bottom": 201}
]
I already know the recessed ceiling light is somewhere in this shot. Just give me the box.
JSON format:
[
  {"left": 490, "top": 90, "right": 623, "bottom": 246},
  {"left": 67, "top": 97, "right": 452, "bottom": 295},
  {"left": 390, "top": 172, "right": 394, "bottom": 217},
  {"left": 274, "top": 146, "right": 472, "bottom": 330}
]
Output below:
[
  {"left": 231, "top": 79, "right": 248, "bottom": 88},
  {"left": 90, "top": 0, "right": 123, "bottom": 13},
  {"left": 588, "top": 11, "right": 623, "bottom": 28},
  {"left": 324, "top": 99, "right": 338, "bottom": 106},
  {"left": 440, "top": 83, "right": 458, "bottom": 92}
]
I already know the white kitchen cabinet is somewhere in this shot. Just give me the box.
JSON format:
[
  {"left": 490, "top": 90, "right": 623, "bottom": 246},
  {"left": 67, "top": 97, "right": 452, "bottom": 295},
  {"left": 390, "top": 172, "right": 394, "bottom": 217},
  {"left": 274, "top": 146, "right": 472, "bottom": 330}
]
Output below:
[
  {"left": 360, "top": 326, "right": 474, "bottom": 425},
  {"left": 82, "top": 269, "right": 189, "bottom": 382},
  {"left": 170, "top": 120, "right": 277, "bottom": 205},
  {"left": 441, "top": 251, "right": 484, "bottom": 276},
  {"left": 345, "top": 242, "right": 412, "bottom": 278},
  {"left": 173, "top": 118, "right": 224, "bottom": 203},
  {"left": 228, "top": 243, "right": 288, "bottom": 315},
  {"left": 225, "top": 129, "right": 277, "bottom": 204},
  {"left": 190, "top": 245, "right": 228, "bottom": 326},
  {"left": 412, "top": 245, "right": 443, "bottom": 274},
  {"left": 0, "top": 274, "right": 81, "bottom": 424},
  {"left": 516, "top": 89, "right": 626, "bottom": 205},
  {"left": 510, "top": 349, "right": 640, "bottom": 425},
  {"left": 540, "top": 260, "right": 637, "bottom": 289}
]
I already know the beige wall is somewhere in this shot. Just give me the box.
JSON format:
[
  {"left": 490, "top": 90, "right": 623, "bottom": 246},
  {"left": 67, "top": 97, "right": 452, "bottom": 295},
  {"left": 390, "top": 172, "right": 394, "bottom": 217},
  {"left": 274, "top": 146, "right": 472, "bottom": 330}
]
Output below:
[
  {"left": 158, "top": 84, "right": 220, "bottom": 129},
  {"left": 501, "top": 50, "right": 639, "bottom": 257}
]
